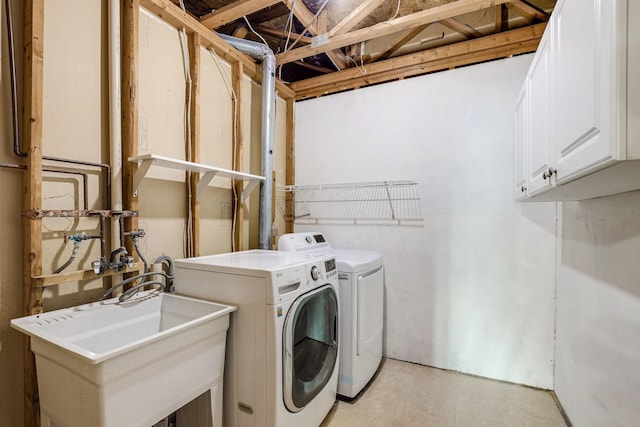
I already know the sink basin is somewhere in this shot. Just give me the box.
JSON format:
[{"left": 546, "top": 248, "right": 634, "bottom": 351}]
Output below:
[{"left": 12, "top": 290, "right": 236, "bottom": 427}]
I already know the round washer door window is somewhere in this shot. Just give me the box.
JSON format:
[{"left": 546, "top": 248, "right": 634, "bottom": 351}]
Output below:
[{"left": 283, "top": 285, "right": 338, "bottom": 412}]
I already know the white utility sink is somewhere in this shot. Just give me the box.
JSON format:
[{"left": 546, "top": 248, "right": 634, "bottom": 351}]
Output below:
[{"left": 12, "top": 290, "right": 236, "bottom": 427}]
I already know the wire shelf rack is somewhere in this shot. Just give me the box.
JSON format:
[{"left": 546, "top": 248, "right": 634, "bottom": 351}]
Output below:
[{"left": 277, "top": 181, "right": 423, "bottom": 226}]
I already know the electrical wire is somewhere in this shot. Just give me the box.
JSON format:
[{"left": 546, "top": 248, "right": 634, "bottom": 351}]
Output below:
[
  {"left": 243, "top": 16, "right": 269, "bottom": 47},
  {"left": 178, "top": 0, "right": 194, "bottom": 257},
  {"left": 388, "top": 0, "right": 402, "bottom": 21},
  {"left": 285, "top": 0, "right": 331, "bottom": 52}
]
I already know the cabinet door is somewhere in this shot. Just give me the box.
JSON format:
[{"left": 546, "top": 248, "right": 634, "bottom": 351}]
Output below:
[
  {"left": 527, "top": 28, "right": 554, "bottom": 196},
  {"left": 552, "top": 0, "right": 620, "bottom": 182},
  {"left": 514, "top": 86, "right": 528, "bottom": 200}
]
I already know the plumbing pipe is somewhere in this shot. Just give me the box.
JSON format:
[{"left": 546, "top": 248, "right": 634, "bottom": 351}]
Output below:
[
  {"left": 0, "top": 162, "right": 90, "bottom": 210},
  {"left": 4, "top": 0, "right": 112, "bottom": 209},
  {"left": 108, "top": 0, "right": 123, "bottom": 268},
  {"left": 217, "top": 33, "right": 277, "bottom": 249}
]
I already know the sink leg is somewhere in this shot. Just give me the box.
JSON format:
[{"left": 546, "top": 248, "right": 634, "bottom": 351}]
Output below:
[{"left": 210, "top": 384, "right": 223, "bottom": 427}]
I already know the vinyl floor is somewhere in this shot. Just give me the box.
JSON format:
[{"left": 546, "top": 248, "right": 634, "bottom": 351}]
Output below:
[{"left": 320, "top": 358, "right": 568, "bottom": 427}]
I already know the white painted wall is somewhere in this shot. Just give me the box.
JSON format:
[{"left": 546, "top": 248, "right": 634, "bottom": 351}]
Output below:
[
  {"left": 556, "top": 191, "right": 640, "bottom": 427},
  {"left": 294, "top": 54, "right": 557, "bottom": 388}
]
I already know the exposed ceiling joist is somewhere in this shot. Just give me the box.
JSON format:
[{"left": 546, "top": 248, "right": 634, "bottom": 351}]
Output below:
[
  {"left": 509, "top": 0, "right": 549, "bottom": 21},
  {"left": 253, "top": 23, "right": 313, "bottom": 44},
  {"left": 291, "top": 22, "right": 546, "bottom": 99},
  {"left": 276, "top": 0, "right": 510, "bottom": 65},
  {"left": 369, "top": 24, "right": 432, "bottom": 63},
  {"left": 495, "top": 4, "right": 509, "bottom": 32},
  {"left": 281, "top": 0, "right": 346, "bottom": 69},
  {"left": 200, "top": 0, "right": 280, "bottom": 29},
  {"left": 439, "top": 17, "right": 483, "bottom": 38},
  {"left": 328, "top": 0, "right": 387, "bottom": 37}
]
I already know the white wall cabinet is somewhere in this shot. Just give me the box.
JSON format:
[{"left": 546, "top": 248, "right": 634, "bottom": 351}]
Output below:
[{"left": 515, "top": 0, "right": 640, "bottom": 201}]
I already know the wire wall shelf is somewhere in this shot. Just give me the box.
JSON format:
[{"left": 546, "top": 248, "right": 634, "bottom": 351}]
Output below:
[{"left": 277, "top": 181, "right": 424, "bottom": 226}]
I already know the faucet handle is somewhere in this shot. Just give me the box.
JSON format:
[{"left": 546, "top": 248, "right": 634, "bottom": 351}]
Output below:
[{"left": 92, "top": 260, "right": 102, "bottom": 275}]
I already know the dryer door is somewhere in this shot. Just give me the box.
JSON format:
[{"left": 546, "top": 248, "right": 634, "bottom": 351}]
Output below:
[{"left": 283, "top": 285, "right": 338, "bottom": 413}]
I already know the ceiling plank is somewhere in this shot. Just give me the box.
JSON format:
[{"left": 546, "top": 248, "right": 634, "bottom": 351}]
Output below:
[
  {"left": 291, "top": 22, "right": 546, "bottom": 97},
  {"left": 439, "top": 17, "right": 483, "bottom": 38},
  {"left": 200, "top": 0, "right": 281, "bottom": 29},
  {"left": 508, "top": 0, "right": 549, "bottom": 21},
  {"left": 276, "top": 0, "right": 510, "bottom": 65},
  {"left": 328, "top": 0, "right": 387, "bottom": 37},
  {"left": 369, "top": 24, "right": 432, "bottom": 63}
]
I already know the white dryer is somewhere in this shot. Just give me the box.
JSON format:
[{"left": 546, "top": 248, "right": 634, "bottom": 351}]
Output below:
[
  {"left": 278, "top": 232, "right": 384, "bottom": 399},
  {"left": 174, "top": 250, "right": 339, "bottom": 427}
]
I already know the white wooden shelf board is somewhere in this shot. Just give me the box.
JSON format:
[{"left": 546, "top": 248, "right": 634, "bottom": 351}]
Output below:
[{"left": 128, "top": 154, "right": 264, "bottom": 202}]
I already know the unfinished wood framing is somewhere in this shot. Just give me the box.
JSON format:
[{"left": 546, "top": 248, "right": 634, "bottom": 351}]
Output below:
[
  {"left": 232, "top": 61, "right": 245, "bottom": 251},
  {"left": 328, "top": 0, "right": 387, "bottom": 37},
  {"left": 22, "top": 1, "right": 45, "bottom": 425},
  {"left": 276, "top": 0, "right": 510, "bottom": 65},
  {"left": 285, "top": 98, "right": 295, "bottom": 233},
  {"left": 281, "top": 0, "right": 347, "bottom": 70},
  {"left": 122, "top": 0, "right": 140, "bottom": 258},
  {"left": 139, "top": 0, "right": 295, "bottom": 99},
  {"left": 188, "top": 33, "right": 202, "bottom": 257},
  {"left": 200, "top": 0, "right": 281, "bottom": 29},
  {"left": 292, "top": 23, "right": 546, "bottom": 99}
]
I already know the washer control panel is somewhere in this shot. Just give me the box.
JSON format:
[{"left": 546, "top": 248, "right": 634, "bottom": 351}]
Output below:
[{"left": 278, "top": 232, "right": 332, "bottom": 252}]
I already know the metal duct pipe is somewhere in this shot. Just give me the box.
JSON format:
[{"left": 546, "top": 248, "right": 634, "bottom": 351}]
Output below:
[{"left": 217, "top": 33, "right": 277, "bottom": 250}]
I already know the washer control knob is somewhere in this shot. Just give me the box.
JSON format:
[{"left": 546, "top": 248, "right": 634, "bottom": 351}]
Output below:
[
  {"left": 310, "top": 265, "right": 319, "bottom": 281},
  {"left": 305, "top": 236, "right": 313, "bottom": 244}
]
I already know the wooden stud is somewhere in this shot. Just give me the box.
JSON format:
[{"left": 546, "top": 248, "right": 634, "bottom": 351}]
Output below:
[
  {"left": 188, "top": 33, "right": 201, "bottom": 257},
  {"left": 122, "top": 0, "right": 140, "bottom": 258},
  {"left": 232, "top": 62, "right": 245, "bottom": 251},
  {"left": 277, "top": 0, "right": 510, "bottom": 65},
  {"left": 285, "top": 98, "right": 295, "bottom": 233},
  {"left": 22, "top": 1, "right": 45, "bottom": 425}
]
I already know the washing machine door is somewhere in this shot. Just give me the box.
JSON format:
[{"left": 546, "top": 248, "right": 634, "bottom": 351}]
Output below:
[{"left": 283, "top": 284, "right": 338, "bottom": 413}]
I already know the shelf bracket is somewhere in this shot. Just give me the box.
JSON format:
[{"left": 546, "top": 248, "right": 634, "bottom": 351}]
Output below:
[
  {"left": 196, "top": 171, "right": 219, "bottom": 198},
  {"left": 132, "top": 158, "right": 154, "bottom": 195}
]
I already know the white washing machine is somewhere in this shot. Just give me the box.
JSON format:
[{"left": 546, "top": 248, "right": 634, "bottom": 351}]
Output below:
[
  {"left": 174, "top": 250, "right": 339, "bottom": 427},
  {"left": 278, "top": 232, "right": 384, "bottom": 399}
]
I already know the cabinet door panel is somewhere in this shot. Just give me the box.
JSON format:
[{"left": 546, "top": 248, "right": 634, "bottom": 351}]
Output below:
[
  {"left": 553, "top": 0, "right": 619, "bottom": 182},
  {"left": 527, "top": 30, "right": 553, "bottom": 196}
]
